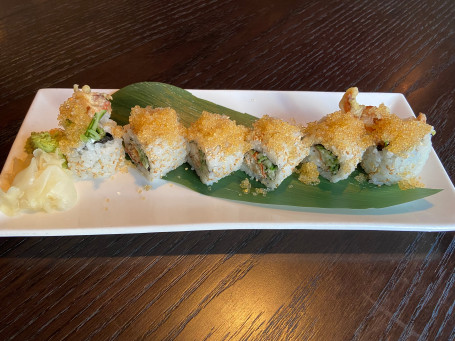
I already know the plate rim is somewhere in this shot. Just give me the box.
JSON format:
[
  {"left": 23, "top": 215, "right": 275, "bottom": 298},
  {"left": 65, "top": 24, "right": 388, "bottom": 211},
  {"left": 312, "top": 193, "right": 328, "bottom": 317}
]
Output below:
[{"left": 1, "top": 87, "right": 454, "bottom": 236}]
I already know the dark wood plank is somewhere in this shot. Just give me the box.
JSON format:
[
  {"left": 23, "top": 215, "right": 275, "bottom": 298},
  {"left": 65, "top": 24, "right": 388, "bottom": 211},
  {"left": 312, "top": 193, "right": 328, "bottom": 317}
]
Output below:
[{"left": 0, "top": 232, "right": 453, "bottom": 340}]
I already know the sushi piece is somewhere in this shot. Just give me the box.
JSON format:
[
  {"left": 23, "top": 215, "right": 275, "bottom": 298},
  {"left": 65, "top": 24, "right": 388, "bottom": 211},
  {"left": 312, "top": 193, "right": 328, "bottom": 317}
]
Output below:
[
  {"left": 57, "top": 85, "right": 125, "bottom": 179},
  {"left": 360, "top": 110, "right": 434, "bottom": 185},
  {"left": 340, "top": 86, "right": 435, "bottom": 186},
  {"left": 241, "top": 115, "right": 309, "bottom": 189},
  {"left": 302, "top": 110, "right": 373, "bottom": 183},
  {"left": 123, "top": 106, "right": 188, "bottom": 180},
  {"left": 187, "top": 111, "right": 249, "bottom": 185}
]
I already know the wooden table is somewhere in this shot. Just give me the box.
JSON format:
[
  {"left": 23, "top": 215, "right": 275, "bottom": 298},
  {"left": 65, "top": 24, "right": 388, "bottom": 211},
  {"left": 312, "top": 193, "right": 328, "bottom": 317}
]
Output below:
[{"left": 1, "top": 0, "right": 454, "bottom": 339}]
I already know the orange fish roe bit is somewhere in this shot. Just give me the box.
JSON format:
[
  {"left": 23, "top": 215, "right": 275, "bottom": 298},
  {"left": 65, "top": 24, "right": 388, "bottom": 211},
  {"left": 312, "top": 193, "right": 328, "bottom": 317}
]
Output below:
[
  {"left": 240, "top": 178, "right": 251, "bottom": 194},
  {"left": 354, "top": 173, "right": 368, "bottom": 184},
  {"left": 129, "top": 106, "right": 186, "bottom": 146},
  {"left": 111, "top": 124, "right": 124, "bottom": 139},
  {"left": 251, "top": 115, "right": 302, "bottom": 154},
  {"left": 254, "top": 188, "right": 268, "bottom": 197},
  {"left": 371, "top": 113, "right": 433, "bottom": 155},
  {"left": 58, "top": 102, "right": 92, "bottom": 154},
  {"left": 398, "top": 177, "right": 425, "bottom": 190},
  {"left": 48, "top": 128, "right": 64, "bottom": 138},
  {"left": 187, "top": 111, "right": 249, "bottom": 155},
  {"left": 303, "top": 111, "right": 373, "bottom": 153},
  {"left": 57, "top": 86, "right": 112, "bottom": 154},
  {"left": 298, "top": 162, "right": 320, "bottom": 185}
]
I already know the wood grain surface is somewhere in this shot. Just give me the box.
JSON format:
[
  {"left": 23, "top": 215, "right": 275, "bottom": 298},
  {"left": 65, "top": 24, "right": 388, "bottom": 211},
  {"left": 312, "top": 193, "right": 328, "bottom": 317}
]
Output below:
[{"left": 0, "top": 0, "right": 454, "bottom": 340}]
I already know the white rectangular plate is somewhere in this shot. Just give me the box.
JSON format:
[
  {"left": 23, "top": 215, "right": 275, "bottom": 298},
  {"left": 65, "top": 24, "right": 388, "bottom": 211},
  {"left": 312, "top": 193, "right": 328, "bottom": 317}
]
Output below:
[{"left": 1, "top": 89, "right": 454, "bottom": 236}]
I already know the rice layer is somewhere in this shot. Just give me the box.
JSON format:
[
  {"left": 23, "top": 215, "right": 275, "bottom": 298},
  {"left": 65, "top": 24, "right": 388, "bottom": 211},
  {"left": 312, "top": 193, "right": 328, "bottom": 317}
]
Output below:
[
  {"left": 123, "top": 106, "right": 188, "bottom": 180},
  {"left": 66, "top": 136, "right": 125, "bottom": 180},
  {"left": 187, "top": 111, "right": 249, "bottom": 185},
  {"left": 361, "top": 134, "right": 432, "bottom": 185},
  {"left": 359, "top": 110, "right": 434, "bottom": 185}
]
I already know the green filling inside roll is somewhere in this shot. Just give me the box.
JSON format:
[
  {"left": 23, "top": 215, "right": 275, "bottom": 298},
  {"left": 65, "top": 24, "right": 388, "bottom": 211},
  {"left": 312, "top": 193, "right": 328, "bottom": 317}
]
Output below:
[
  {"left": 376, "top": 140, "right": 390, "bottom": 151},
  {"left": 136, "top": 146, "right": 150, "bottom": 171},
  {"left": 80, "top": 110, "right": 107, "bottom": 142},
  {"left": 315, "top": 144, "right": 340, "bottom": 175},
  {"left": 246, "top": 150, "right": 277, "bottom": 180},
  {"left": 188, "top": 141, "right": 209, "bottom": 177},
  {"left": 198, "top": 148, "right": 208, "bottom": 174}
]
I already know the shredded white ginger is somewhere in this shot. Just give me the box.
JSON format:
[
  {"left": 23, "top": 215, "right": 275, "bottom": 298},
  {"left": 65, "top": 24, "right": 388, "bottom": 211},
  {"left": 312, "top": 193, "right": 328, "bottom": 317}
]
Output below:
[{"left": 0, "top": 149, "right": 77, "bottom": 216}]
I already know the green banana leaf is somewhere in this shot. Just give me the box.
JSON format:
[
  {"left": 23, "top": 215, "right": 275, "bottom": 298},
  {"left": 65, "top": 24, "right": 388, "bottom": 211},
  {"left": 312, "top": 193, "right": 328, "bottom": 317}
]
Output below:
[{"left": 111, "top": 82, "right": 442, "bottom": 209}]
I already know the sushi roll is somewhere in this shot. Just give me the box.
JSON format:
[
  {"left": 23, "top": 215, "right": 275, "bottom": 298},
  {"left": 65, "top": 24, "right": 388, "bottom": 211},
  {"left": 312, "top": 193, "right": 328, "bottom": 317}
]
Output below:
[
  {"left": 302, "top": 110, "right": 373, "bottom": 183},
  {"left": 187, "top": 111, "right": 249, "bottom": 185},
  {"left": 123, "top": 106, "right": 188, "bottom": 180},
  {"left": 241, "top": 115, "right": 309, "bottom": 189},
  {"left": 360, "top": 111, "right": 434, "bottom": 185},
  {"left": 339, "top": 86, "right": 435, "bottom": 185},
  {"left": 58, "top": 85, "right": 125, "bottom": 179}
]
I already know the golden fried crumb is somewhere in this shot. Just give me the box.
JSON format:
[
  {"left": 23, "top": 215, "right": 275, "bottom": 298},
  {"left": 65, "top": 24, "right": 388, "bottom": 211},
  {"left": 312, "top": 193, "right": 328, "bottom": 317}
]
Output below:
[
  {"left": 105, "top": 122, "right": 124, "bottom": 139},
  {"left": 360, "top": 104, "right": 391, "bottom": 127},
  {"left": 339, "top": 87, "right": 365, "bottom": 117},
  {"left": 416, "top": 113, "right": 427, "bottom": 123}
]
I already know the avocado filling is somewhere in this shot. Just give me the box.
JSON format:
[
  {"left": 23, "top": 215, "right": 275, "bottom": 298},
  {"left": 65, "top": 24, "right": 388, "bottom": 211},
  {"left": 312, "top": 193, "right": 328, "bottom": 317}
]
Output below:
[
  {"left": 124, "top": 138, "right": 151, "bottom": 172},
  {"left": 246, "top": 150, "right": 277, "bottom": 181},
  {"left": 136, "top": 146, "right": 150, "bottom": 171},
  {"left": 188, "top": 142, "right": 209, "bottom": 177},
  {"left": 315, "top": 144, "right": 340, "bottom": 175},
  {"left": 198, "top": 148, "right": 208, "bottom": 173}
]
